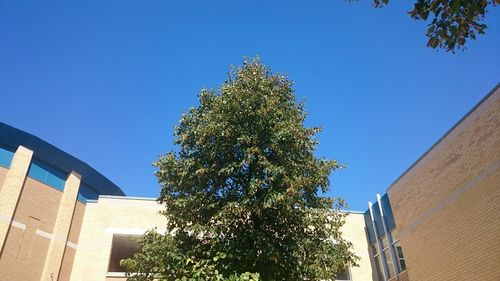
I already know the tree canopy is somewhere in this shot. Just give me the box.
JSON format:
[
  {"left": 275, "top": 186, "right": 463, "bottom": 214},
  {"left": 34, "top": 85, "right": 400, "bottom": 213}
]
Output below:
[
  {"left": 373, "top": 0, "right": 498, "bottom": 52},
  {"left": 122, "top": 58, "right": 358, "bottom": 281}
]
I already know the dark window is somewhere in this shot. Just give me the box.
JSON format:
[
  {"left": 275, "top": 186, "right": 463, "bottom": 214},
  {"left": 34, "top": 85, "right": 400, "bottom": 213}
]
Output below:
[
  {"left": 380, "top": 194, "right": 395, "bottom": 230},
  {"left": 371, "top": 201, "right": 385, "bottom": 239},
  {"left": 399, "top": 258, "right": 407, "bottom": 272},
  {"left": 108, "top": 235, "right": 140, "bottom": 272},
  {"left": 336, "top": 268, "right": 351, "bottom": 280},
  {"left": 373, "top": 255, "right": 385, "bottom": 281},
  {"left": 364, "top": 211, "right": 376, "bottom": 244},
  {"left": 394, "top": 241, "right": 407, "bottom": 271}
]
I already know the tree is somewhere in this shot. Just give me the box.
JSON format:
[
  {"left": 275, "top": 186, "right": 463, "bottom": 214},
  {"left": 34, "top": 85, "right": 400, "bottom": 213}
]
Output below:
[
  {"left": 372, "top": 0, "right": 498, "bottom": 52},
  {"left": 122, "top": 58, "right": 359, "bottom": 281}
]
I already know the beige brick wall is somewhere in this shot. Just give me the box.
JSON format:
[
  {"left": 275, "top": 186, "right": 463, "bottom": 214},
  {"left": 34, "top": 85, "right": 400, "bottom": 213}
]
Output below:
[
  {"left": 387, "top": 87, "right": 500, "bottom": 280},
  {"left": 0, "top": 166, "right": 8, "bottom": 191},
  {"left": 0, "top": 146, "right": 33, "bottom": 248},
  {"left": 71, "top": 200, "right": 374, "bottom": 281},
  {"left": 59, "top": 201, "right": 87, "bottom": 281},
  {"left": 0, "top": 159, "right": 89, "bottom": 281},
  {"left": 342, "top": 212, "right": 374, "bottom": 281},
  {"left": 59, "top": 247, "right": 77, "bottom": 281},
  {"left": 66, "top": 201, "right": 86, "bottom": 244},
  {"left": 13, "top": 178, "right": 62, "bottom": 234},
  {"left": 0, "top": 176, "right": 63, "bottom": 280},
  {"left": 70, "top": 196, "right": 166, "bottom": 281},
  {"left": 41, "top": 172, "right": 81, "bottom": 281},
  {"left": 0, "top": 220, "right": 51, "bottom": 281}
]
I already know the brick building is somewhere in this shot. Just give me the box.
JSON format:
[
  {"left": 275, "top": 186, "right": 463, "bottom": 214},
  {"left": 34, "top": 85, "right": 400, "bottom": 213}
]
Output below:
[
  {"left": 0, "top": 84, "right": 498, "bottom": 280},
  {"left": 0, "top": 124, "right": 372, "bottom": 280},
  {"left": 0, "top": 122, "right": 125, "bottom": 280},
  {"left": 364, "top": 84, "right": 499, "bottom": 281}
]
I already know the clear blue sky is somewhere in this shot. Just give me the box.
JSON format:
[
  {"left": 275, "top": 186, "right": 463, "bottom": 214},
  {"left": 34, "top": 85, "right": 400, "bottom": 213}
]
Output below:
[{"left": 1, "top": 1, "right": 499, "bottom": 211}]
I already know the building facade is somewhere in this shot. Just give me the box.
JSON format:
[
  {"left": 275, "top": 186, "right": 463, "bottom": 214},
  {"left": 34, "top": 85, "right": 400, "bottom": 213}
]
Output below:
[
  {"left": 0, "top": 84, "right": 498, "bottom": 281},
  {"left": 0, "top": 123, "right": 125, "bottom": 281},
  {"left": 0, "top": 122, "right": 373, "bottom": 281},
  {"left": 365, "top": 84, "right": 500, "bottom": 281},
  {"left": 69, "top": 197, "right": 372, "bottom": 281}
]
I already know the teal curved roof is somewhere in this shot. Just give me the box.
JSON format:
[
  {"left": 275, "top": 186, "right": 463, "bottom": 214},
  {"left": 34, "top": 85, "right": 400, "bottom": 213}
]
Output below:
[{"left": 0, "top": 122, "right": 125, "bottom": 197}]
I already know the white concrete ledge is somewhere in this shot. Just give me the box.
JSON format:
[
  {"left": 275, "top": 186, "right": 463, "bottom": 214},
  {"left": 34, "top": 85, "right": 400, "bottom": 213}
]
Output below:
[{"left": 98, "top": 195, "right": 158, "bottom": 201}]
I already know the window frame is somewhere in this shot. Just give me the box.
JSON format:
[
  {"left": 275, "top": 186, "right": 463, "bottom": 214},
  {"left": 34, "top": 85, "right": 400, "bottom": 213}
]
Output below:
[
  {"left": 335, "top": 267, "right": 352, "bottom": 281},
  {"left": 370, "top": 242, "right": 385, "bottom": 281},
  {"left": 389, "top": 229, "right": 406, "bottom": 273},
  {"left": 106, "top": 234, "right": 141, "bottom": 275}
]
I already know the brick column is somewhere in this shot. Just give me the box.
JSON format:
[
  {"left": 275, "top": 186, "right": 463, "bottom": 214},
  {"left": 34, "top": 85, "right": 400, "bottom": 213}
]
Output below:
[
  {"left": 40, "top": 172, "right": 81, "bottom": 281},
  {"left": 0, "top": 146, "right": 33, "bottom": 252}
]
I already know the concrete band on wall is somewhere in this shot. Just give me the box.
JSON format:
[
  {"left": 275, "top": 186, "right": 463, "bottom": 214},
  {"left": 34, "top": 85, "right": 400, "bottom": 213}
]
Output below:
[{"left": 0, "top": 123, "right": 125, "bottom": 281}]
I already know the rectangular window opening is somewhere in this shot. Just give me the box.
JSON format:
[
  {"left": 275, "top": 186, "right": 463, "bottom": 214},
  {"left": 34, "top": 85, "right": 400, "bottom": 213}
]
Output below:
[
  {"left": 370, "top": 243, "right": 378, "bottom": 256},
  {"left": 383, "top": 249, "right": 395, "bottom": 278},
  {"left": 394, "top": 241, "right": 406, "bottom": 272},
  {"left": 28, "top": 159, "right": 67, "bottom": 191},
  {"left": 335, "top": 268, "right": 351, "bottom": 280},
  {"left": 373, "top": 255, "right": 385, "bottom": 281},
  {"left": 107, "top": 234, "right": 140, "bottom": 273}
]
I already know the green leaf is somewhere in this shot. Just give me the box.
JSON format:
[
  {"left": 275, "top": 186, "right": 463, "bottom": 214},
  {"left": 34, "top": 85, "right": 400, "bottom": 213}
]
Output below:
[{"left": 122, "top": 58, "right": 358, "bottom": 281}]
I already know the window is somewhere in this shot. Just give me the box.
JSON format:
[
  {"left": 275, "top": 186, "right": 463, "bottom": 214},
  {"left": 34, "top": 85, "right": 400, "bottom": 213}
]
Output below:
[
  {"left": 0, "top": 146, "right": 14, "bottom": 168},
  {"left": 335, "top": 268, "right": 351, "bottom": 280},
  {"left": 370, "top": 243, "right": 378, "bottom": 256},
  {"left": 371, "top": 201, "right": 385, "bottom": 239},
  {"left": 383, "top": 249, "right": 394, "bottom": 278},
  {"left": 364, "top": 211, "right": 376, "bottom": 244},
  {"left": 28, "top": 159, "right": 66, "bottom": 191},
  {"left": 378, "top": 234, "right": 396, "bottom": 279},
  {"left": 108, "top": 235, "right": 140, "bottom": 273},
  {"left": 370, "top": 242, "right": 385, "bottom": 281},
  {"left": 380, "top": 194, "right": 395, "bottom": 230},
  {"left": 390, "top": 229, "right": 406, "bottom": 273},
  {"left": 380, "top": 235, "right": 389, "bottom": 250},
  {"left": 389, "top": 229, "right": 398, "bottom": 242},
  {"left": 365, "top": 195, "right": 407, "bottom": 280},
  {"left": 393, "top": 241, "right": 406, "bottom": 272},
  {"left": 373, "top": 255, "right": 385, "bottom": 281}
]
